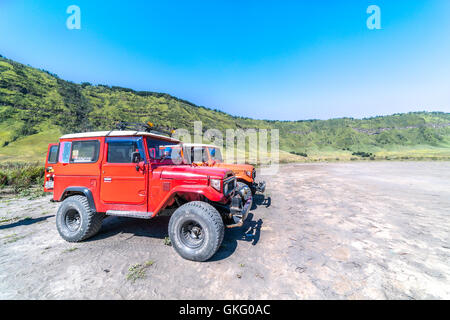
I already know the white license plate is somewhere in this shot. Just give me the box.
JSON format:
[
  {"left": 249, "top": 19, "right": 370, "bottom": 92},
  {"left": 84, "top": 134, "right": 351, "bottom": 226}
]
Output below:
[{"left": 45, "top": 181, "right": 54, "bottom": 189}]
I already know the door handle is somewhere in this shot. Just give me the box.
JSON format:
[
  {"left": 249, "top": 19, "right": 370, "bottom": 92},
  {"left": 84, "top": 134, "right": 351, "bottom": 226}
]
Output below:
[{"left": 103, "top": 177, "right": 112, "bottom": 182}]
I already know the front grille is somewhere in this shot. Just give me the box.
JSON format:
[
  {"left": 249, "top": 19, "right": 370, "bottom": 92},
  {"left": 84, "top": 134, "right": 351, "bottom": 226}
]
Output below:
[
  {"left": 223, "top": 177, "right": 236, "bottom": 196},
  {"left": 252, "top": 170, "right": 256, "bottom": 179}
]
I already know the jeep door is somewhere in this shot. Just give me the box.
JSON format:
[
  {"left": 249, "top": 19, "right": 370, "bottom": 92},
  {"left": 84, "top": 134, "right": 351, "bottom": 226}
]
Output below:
[
  {"left": 100, "top": 137, "right": 148, "bottom": 207},
  {"left": 43, "top": 143, "right": 58, "bottom": 192}
]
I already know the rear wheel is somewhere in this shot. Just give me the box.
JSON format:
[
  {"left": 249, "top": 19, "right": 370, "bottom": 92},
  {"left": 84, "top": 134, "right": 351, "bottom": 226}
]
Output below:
[
  {"left": 56, "top": 195, "right": 105, "bottom": 242},
  {"left": 169, "top": 201, "right": 224, "bottom": 262}
]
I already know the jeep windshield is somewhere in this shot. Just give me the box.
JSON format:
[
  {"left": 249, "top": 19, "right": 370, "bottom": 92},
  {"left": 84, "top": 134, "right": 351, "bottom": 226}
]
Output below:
[
  {"left": 146, "top": 138, "right": 178, "bottom": 163},
  {"left": 157, "top": 145, "right": 184, "bottom": 164},
  {"left": 209, "top": 147, "right": 223, "bottom": 163}
]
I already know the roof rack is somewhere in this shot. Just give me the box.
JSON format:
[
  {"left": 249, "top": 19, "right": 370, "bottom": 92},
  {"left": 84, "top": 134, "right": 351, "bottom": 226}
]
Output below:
[{"left": 114, "top": 121, "right": 175, "bottom": 137}]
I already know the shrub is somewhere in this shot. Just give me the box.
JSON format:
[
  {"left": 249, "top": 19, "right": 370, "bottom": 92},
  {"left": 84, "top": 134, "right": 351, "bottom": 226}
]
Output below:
[
  {"left": 0, "top": 171, "right": 8, "bottom": 186},
  {"left": 290, "top": 151, "right": 308, "bottom": 157},
  {"left": 352, "top": 151, "right": 373, "bottom": 158},
  {"left": 0, "top": 163, "right": 45, "bottom": 192}
]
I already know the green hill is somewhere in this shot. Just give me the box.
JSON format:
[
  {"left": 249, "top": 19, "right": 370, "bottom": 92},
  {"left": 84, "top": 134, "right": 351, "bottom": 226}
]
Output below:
[{"left": 1, "top": 55, "right": 449, "bottom": 163}]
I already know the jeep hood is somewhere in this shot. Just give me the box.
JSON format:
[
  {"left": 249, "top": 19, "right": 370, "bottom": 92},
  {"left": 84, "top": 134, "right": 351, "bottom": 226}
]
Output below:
[
  {"left": 214, "top": 162, "right": 254, "bottom": 172},
  {"left": 157, "top": 165, "right": 232, "bottom": 180}
]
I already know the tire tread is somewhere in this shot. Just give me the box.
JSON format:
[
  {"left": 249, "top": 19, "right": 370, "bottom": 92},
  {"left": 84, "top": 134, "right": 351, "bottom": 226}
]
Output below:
[
  {"left": 57, "top": 195, "right": 104, "bottom": 242},
  {"left": 169, "top": 201, "right": 224, "bottom": 261}
]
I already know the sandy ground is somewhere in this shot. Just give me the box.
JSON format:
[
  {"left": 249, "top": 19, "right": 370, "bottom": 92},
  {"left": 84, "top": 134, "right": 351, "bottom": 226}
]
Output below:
[{"left": 0, "top": 161, "right": 449, "bottom": 299}]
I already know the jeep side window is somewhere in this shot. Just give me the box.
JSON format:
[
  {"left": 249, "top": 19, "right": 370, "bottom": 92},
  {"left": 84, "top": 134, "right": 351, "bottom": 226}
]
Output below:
[
  {"left": 209, "top": 147, "right": 222, "bottom": 162},
  {"left": 190, "top": 147, "right": 208, "bottom": 163},
  {"left": 107, "top": 140, "right": 141, "bottom": 163},
  {"left": 170, "top": 147, "right": 183, "bottom": 163},
  {"left": 192, "top": 147, "right": 202, "bottom": 163},
  {"left": 202, "top": 148, "right": 209, "bottom": 162},
  {"left": 48, "top": 145, "right": 59, "bottom": 164},
  {"left": 70, "top": 140, "right": 100, "bottom": 163},
  {"left": 59, "top": 142, "right": 72, "bottom": 164}
]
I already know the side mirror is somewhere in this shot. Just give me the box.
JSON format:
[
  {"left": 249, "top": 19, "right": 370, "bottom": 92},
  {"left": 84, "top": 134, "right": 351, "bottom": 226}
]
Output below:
[
  {"left": 131, "top": 152, "right": 141, "bottom": 163},
  {"left": 135, "top": 161, "right": 145, "bottom": 173}
]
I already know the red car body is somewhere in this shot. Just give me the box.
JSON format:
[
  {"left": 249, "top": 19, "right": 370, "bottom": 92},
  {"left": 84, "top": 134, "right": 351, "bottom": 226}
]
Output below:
[{"left": 44, "top": 131, "right": 238, "bottom": 219}]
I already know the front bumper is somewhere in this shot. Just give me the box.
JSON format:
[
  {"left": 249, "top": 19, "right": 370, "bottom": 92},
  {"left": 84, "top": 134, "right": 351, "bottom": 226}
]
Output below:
[
  {"left": 226, "top": 184, "right": 253, "bottom": 228},
  {"left": 252, "top": 181, "right": 266, "bottom": 193}
]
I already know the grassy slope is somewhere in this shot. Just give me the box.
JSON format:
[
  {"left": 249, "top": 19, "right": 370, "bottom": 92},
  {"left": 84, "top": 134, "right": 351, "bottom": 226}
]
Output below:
[{"left": 0, "top": 56, "right": 449, "bottom": 163}]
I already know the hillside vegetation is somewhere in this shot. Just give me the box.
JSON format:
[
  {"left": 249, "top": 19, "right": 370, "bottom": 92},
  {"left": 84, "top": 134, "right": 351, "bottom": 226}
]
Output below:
[{"left": 1, "top": 55, "right": 449, "bottom": 164}]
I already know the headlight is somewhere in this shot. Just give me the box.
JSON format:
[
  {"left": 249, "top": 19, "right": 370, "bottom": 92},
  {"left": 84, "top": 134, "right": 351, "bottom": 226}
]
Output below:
[
  {"left": 210, "top": 178, "right": 221, "bottom": 192},
  {"left": 245, "top": 170, "right": 252, "bottom": 177}
]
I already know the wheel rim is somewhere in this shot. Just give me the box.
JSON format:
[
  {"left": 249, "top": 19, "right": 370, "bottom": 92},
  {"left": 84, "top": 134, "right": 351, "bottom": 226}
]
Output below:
[
  {"left": 65, "top": 209, "right": 81, "bottom": 232},
  {"left": 180, "top": 220, "right": 205, "bottom": 249}
]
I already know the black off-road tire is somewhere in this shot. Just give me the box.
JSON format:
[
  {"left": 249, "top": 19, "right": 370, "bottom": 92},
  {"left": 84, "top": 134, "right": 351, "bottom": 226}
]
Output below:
[
  {"left": 169, "top": 201, "right": 224, "bottom": 262},
  {"left": 56, "top": 195, "right": 105, "bottom": 242}
]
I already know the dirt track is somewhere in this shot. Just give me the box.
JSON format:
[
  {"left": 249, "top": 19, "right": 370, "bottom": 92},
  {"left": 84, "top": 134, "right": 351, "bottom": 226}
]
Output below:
[{"left": 1, "top": 161, "right": 449, "bottom": 299}]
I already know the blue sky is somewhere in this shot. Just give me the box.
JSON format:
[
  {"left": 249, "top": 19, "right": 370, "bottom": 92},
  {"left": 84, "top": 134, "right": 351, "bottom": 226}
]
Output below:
[{"left": 0, "top": 0, "right": 449, "bottom": 120}]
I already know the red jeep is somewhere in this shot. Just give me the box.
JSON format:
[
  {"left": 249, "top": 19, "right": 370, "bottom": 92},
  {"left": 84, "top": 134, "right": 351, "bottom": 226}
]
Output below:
[{"left": 44, "top": 128, "right": 252, "bottom": 261}]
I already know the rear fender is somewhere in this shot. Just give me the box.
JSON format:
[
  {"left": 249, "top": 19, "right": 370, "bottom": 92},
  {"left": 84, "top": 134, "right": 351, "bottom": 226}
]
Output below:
[{"left": 59, "top": 187, "right": 97, "bottom": 212}]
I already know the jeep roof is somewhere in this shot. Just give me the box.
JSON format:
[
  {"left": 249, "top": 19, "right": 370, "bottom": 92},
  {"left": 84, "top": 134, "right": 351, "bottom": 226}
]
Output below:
[{"left": 60, "top": 130, "right": 180, "bottom": 143}]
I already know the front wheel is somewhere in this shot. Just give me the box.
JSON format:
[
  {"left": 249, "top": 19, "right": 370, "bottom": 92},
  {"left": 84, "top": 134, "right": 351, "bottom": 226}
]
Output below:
[
  {"left": 239, "top": 181, "right": 256, "bottom": 195},
  {"left": 169, "top": 201, "right": 224, "bottom": 262}
]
